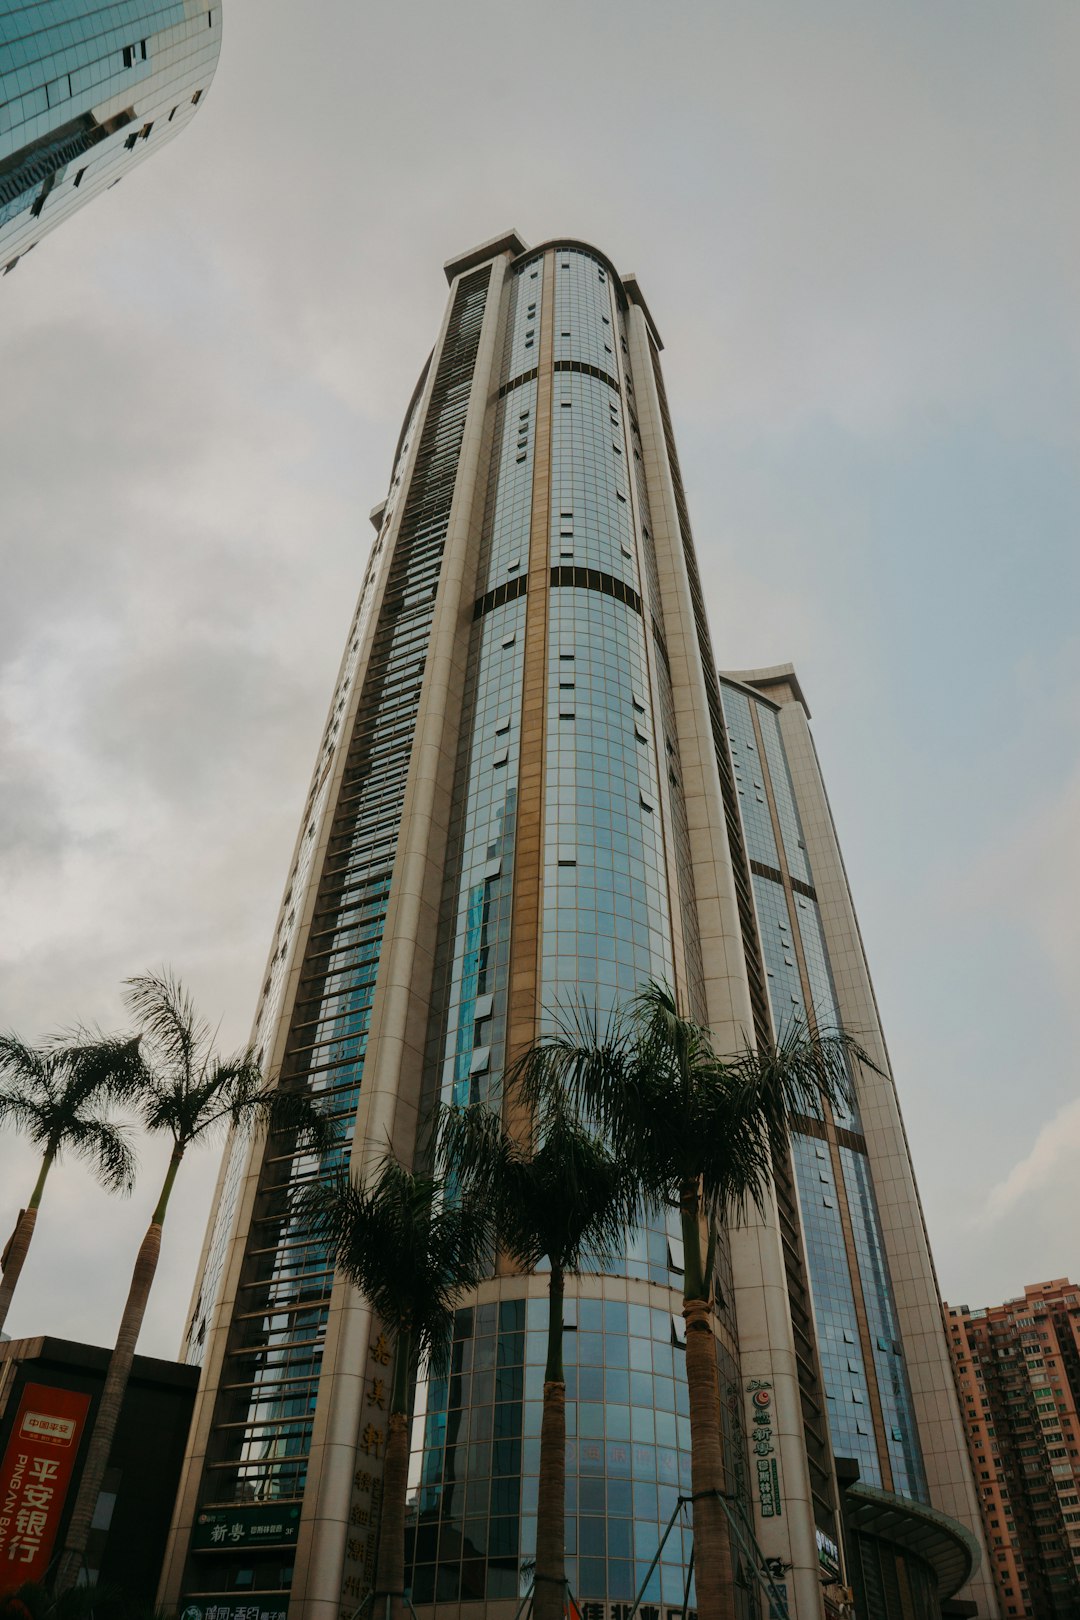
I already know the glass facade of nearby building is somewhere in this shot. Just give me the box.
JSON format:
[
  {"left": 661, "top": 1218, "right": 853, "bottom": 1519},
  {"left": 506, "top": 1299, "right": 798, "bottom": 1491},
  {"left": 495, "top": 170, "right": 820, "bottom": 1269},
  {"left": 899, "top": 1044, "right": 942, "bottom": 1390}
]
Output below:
[
  {"left": 0, "top": 0, "right": 219, "bottom": 271},
  {"left": 720, "top": 678, "right": 927, "bottom": 1505}
]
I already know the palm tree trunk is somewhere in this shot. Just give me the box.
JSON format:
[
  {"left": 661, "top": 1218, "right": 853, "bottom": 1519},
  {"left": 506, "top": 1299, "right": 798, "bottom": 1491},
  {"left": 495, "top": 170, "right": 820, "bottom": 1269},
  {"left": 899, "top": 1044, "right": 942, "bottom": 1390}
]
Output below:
[
  {"left": 681, "top": 1187, "right": 735, "bottom": 1620},
  {"left": 0, "top": 1149, "right": 54, "bottom": 1335},
  {"left": 534, "top": 1265, "right": 566, "bottom": 1620},
  {"left": 374, "top": 1329, "right": 412, "bottom": 1620},
  {"left": 53, "top": 1145, "right": 182, "bottom": 1593}
]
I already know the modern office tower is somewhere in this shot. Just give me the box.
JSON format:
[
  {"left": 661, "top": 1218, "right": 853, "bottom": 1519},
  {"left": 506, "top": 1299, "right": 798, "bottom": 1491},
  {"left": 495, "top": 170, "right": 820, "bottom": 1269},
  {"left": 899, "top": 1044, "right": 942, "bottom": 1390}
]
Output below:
[
  {"left": 944, "top": 1281, "right": 1080, "bottom": 1620},
  {"left": 719, "top": 666, "right": 998, "bottom": 1620},
  {"left": 160, "top": 232, "right": 993, "bottom": 1620},
  {"left": 0, "top": 1, "right": 220, "bottom": 274}
]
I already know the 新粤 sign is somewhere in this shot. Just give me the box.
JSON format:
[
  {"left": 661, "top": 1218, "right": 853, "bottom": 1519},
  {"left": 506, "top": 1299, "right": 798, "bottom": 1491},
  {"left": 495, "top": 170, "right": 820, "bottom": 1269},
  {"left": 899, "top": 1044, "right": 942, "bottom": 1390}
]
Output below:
[{"left": 0, "top": 1382, "right": 91, "bottom": 1591}]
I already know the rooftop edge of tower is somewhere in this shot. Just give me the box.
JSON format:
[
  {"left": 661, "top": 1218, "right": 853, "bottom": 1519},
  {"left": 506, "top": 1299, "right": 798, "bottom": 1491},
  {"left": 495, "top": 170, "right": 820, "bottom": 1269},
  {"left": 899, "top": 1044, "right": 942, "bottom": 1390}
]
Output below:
[
  {"left": 620, "top": 274, "right": 663, "bottom": 351},
  {"left": 442, "top": 233, "right": 665, "bottom": 350},
  {"left": 721, "top": 662, "right": 812, "bottom": 719},
  {"left": 444, "top": 230, "right": 530, "bottom": 283}
]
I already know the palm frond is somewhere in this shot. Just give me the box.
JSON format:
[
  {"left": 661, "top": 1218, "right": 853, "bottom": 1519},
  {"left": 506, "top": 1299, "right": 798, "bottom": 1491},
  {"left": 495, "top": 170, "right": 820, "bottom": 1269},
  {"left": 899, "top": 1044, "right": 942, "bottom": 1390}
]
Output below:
[
  {"left": 62, "top": 1116, "right": 137, "bottom": 1195},
  {"left": 0, "top": 1079, "right": 52, "bottom": 1149},
  {"left": 0, "top": 1034, "right": 143, "bottom": 1175},
  {"left": 0, "top": 1036, "right": 48, "bottom": 1089},
  {"left": 498, "top": 979, "right": 886, "bottom": 1244},
  {"left": 720, "top": 1025, "right": 868, "bottom": 1158},
  {"left": 124, "top": 972, "right": 334, "bottom": 1170},
  {"left": 299, "top": 1158, "right": 490, "bottom": 1378},
  {"left": 438, "top": 1093, "right": 645, "bottom": 1277},
  {"left": 262, "top": 1082, "right": 338, "bottom": 1158},
  {"left": 123, "top": 970, "right": 209, "bottom": 1088},
  {"left": 55, "top": 1033, "right": 145, "bottom": 1106}
]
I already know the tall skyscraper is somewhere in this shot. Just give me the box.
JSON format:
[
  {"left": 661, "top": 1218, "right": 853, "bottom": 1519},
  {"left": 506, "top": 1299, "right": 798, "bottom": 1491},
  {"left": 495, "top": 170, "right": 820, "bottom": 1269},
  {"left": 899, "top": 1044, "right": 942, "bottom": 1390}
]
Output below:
[
  {"left": 0, "top": 1, "right": 220, "bottom": 274},
  {"left": 945, "top": 1280, "right": 1080, "bottom": 1619},
  {"left": 159, "top": 233, "right": 996, "bottom": 1620}
]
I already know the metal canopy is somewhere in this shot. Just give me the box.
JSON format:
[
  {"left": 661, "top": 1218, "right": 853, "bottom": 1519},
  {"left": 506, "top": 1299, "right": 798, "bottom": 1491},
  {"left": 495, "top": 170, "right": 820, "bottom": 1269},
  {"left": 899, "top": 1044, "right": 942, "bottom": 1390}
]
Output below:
[{"left": 845, "top": 1482, "right": 981, "bottom": 1599}]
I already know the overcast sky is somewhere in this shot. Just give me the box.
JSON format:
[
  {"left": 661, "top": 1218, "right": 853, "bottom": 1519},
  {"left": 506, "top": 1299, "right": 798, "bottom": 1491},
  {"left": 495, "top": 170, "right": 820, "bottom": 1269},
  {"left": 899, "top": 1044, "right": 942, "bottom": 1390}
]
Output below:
[{"left": 2, "top": 0, "right": 1078, "bottom": 1361}]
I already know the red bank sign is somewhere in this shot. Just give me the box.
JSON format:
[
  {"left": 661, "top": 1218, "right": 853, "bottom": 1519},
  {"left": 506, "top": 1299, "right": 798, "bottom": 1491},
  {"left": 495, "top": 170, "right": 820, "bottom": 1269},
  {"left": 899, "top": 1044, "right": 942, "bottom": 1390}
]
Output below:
[{"left": 0, "top": 1383, "right": 91, "bottom": 1591}]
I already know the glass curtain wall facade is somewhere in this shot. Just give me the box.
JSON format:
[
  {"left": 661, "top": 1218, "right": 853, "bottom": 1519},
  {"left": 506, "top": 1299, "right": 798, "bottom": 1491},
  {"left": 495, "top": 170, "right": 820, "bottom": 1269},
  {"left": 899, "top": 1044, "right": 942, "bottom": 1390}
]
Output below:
[
  {"left": 0, "top": 0, "right": 219, "bottom": 273},
  {"left": 160, "top": 236, "right": 991, "bottom": 1620},
  {"left": 718, "top": 677, "right": 926, "bottom": 1500},
  {"left": 719, "top": 667, "right": 999, "bottom": 1620}
]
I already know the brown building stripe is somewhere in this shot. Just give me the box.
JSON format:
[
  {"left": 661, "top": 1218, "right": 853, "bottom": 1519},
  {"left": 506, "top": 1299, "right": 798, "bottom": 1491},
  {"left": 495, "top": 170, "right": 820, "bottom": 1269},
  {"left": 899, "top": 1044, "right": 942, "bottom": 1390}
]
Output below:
[{"left": 502, "top": 249, "right": 555, "bottom": 1164}]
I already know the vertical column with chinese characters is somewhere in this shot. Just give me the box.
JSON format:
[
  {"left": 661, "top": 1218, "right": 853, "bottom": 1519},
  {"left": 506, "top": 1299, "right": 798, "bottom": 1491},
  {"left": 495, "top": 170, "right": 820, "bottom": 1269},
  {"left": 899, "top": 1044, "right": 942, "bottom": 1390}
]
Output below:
[{"left": 339, "top": 1328, "right": 393, "bottom": 1614}]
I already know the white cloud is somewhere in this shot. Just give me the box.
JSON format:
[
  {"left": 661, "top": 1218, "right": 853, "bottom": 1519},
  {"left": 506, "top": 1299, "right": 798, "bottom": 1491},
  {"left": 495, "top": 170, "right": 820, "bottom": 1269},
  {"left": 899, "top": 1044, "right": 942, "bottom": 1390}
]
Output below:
[{"left": 985, "top": 1097, "right": 1080, "bottom": 1221}]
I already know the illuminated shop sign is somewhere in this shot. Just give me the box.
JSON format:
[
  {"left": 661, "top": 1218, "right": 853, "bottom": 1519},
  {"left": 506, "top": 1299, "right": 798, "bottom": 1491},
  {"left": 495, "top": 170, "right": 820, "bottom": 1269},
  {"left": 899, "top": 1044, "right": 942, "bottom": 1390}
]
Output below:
[
  {"left": 0, "top": 1382, "right": 91, "bottom": 1592},
  {"left": 192, "top": 1504, "right": 301, "bottom": 1550}
]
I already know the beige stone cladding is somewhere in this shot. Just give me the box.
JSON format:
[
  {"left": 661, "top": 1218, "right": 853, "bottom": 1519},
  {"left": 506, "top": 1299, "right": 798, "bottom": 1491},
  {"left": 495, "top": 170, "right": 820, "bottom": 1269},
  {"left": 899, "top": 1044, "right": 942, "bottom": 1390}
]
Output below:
[
  {"left": 730, "top": 663, "right": 1000, "bottom": 1620},
  {"left": 158, "top": 246, "right": 513, "bottom": 1620},
  {"left": 629, "top": 323, "right": 825, "bottom": 1620}
]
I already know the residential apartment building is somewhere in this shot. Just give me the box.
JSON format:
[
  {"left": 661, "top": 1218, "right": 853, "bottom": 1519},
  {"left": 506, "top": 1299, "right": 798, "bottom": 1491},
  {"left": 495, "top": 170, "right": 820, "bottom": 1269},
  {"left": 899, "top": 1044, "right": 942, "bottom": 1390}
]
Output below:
[{"left": 946, "top": 1281, "right": 1080, "bottom": 1619}]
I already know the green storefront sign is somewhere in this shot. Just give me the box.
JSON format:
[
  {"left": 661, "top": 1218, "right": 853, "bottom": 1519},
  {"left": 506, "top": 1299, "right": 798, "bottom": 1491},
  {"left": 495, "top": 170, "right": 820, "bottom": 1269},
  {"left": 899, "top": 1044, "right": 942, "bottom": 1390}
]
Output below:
[
  {"left": 180, "top": 1602, "right": 288, "bottom": 1620},
  {"left": 192, "top": 1504, "right": 301, "bottom": 1550}
]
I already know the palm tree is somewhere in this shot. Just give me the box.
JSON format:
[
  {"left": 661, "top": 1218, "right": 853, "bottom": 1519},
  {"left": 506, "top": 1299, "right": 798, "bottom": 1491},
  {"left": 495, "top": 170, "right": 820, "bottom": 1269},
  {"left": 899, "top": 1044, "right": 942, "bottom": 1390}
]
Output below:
[
  {"left": 0, "top": 1034, "right": 141, "bottom": 1336},
  {"left": 437, "top": 1090, "right": 638, "bottom": 1620},
  {"left": 519, "top": 981, "right": 869, "bottom": 1620},
  {"left": 300, "top": 1157, "right": 491, "bottom": 1620},
  {"left": 54, "top": 972, "right": 333, "bottom": 1593}
]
